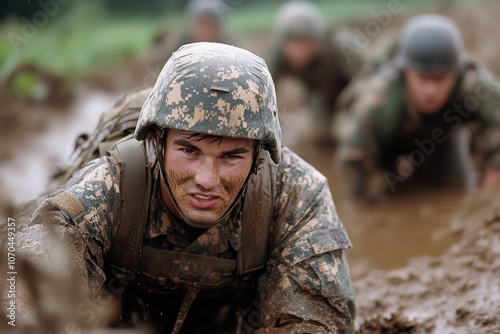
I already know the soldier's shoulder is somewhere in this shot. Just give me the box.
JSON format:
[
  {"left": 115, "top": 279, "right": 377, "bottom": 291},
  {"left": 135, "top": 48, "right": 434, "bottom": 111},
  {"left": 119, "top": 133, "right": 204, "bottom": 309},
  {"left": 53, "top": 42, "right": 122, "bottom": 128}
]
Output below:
[
  {"left": 349, "top": 63, "right": 399, "bottom": 115},
  {"left": 461, "top": 58, "right": 500, "bottom": 96},
  {"left": 278, "top": 146, "right": 327, "bottom": 185},
  {"left": 52, "top": 156, "right": 122, "bottom": 220}
]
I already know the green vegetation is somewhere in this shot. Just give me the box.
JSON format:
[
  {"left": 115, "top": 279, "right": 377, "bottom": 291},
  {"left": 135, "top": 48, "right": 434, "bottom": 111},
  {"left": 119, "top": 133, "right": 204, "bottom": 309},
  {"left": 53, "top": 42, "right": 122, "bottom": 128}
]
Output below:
[{"left": 0, "top": 0, "right": 485, "bottom": 79}]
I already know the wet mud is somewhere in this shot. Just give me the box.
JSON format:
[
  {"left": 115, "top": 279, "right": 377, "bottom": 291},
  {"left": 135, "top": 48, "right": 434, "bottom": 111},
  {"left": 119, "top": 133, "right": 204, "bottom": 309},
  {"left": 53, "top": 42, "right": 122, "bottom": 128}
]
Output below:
[
  {"left": 1, "top": 2, "right": 500, "bottom": 333},
  {"left": 353, "top": 188, "right": 500, "bottom": 334}
]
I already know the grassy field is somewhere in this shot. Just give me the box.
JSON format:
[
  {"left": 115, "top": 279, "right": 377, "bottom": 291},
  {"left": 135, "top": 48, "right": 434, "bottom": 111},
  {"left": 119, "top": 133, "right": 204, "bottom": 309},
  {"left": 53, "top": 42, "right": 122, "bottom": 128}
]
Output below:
[{"left": 0, "top": 0, "right": 484, "bottom": 80}]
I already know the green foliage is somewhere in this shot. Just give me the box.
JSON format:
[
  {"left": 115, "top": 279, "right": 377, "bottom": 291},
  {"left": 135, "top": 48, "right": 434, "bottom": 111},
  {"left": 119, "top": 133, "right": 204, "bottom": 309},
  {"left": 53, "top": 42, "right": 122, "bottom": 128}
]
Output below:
[
  {"left": 11, "top": 70, "right": 48, "bottom": 100},
  {"left": 0, "top": 0, "right": 485, "bottom": 79}
]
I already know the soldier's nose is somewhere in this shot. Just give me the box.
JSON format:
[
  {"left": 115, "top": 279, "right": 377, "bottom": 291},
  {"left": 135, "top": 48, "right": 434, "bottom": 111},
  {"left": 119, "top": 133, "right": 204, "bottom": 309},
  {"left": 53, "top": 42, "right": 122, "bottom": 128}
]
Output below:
[{"left": 194, "top": 160, "right": 220, "bottom": 190}]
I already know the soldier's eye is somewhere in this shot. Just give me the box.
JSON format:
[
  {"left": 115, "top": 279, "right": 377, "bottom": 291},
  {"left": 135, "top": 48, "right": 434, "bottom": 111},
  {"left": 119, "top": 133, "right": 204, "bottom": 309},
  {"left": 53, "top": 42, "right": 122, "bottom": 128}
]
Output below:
[
  {"left": 223, "top": 154, "right": 242, "bottom": 160},
  {"left": 181, "top": 148, "right": 196, "bottom": 155}
]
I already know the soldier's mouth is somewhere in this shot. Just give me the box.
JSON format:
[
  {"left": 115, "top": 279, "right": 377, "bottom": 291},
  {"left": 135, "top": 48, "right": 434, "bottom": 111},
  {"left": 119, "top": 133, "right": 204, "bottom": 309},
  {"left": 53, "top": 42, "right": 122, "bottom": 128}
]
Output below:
[{"left": 189, "top": 194, "right": 221, "bottom": 209}]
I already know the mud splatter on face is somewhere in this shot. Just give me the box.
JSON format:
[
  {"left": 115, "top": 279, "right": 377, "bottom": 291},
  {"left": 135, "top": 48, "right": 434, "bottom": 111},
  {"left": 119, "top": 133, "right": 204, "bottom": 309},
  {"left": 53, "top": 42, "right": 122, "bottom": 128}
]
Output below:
[
  {"left": 166, "top": 167, "right": 247, "bottom": 222},
  {"left": 162, "top": 130, "right": 254, "bottom": 223}
]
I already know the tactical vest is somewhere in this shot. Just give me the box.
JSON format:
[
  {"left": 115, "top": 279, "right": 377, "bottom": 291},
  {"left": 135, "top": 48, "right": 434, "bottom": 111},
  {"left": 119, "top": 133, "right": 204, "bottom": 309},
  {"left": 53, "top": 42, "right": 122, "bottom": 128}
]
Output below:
[{"left": 106, "top": 135, "right": 276, "bottom": 332}]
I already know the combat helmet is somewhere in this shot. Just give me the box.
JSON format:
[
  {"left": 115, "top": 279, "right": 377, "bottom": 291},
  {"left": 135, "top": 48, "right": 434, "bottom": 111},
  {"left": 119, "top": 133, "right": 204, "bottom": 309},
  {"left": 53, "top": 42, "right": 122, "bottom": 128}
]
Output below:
[
  {"left": 135, "top": 42, "right": 282, "bottom": 227},
  {"left": 274, "top": 1, "right": 327, "bottom": 40},
  {"left": 136, "top": 42, "right": 281, "bottom": 163},
  {"left": 395, "top": 14, "right": 465, "bottom": 72}
]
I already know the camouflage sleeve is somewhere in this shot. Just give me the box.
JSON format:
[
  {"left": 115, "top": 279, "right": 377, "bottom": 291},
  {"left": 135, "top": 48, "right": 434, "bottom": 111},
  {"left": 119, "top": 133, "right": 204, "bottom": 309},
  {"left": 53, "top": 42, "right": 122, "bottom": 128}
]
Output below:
[
  {"left": 13, "top": 156, "right": 121, "bottom": 319},
  {"left": 257, "top": 148, "right": 355, "bottom": 333},
  {"left": 467, "top": 67, "right": 500, "bottom": 168}
]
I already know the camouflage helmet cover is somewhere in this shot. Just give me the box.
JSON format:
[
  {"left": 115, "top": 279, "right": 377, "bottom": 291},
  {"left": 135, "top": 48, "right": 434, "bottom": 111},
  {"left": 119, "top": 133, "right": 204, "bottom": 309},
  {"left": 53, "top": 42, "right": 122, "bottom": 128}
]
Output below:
[
  {"left": 274, "top": 1, "right": 326, "bottom": 40},
  {"left": 135, "top": 42, "right": 282, "bottom": 164},
  {"left": 395, "top": 14, "right": 465, "bottom": 72}
]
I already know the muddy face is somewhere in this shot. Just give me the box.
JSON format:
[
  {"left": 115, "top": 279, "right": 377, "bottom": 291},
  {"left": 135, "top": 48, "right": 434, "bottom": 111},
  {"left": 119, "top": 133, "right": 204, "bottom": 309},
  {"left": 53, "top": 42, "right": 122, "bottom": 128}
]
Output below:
[
  {"left": 161, "top": 130, "right": 254, "bottom": 224},
  {"left": 404, "top": 69, "right": 458, "bottom": 114}
]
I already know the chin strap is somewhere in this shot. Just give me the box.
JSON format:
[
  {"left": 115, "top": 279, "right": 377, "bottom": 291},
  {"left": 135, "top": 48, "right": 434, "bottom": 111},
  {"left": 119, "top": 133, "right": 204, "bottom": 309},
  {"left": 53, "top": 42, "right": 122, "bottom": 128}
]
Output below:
[{"left": 153, "top": 130, "right": 265, "bottom": 229}]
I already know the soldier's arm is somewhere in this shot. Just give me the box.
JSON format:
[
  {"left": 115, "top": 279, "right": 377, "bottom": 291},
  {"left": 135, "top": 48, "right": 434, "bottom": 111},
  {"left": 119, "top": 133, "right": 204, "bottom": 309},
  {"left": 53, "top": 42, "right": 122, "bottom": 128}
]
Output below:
[
  {"left": 472, "top": 68, "right": 500, "bottom": 186},
  {"left": 337, "top": 81, "right": 387, "bottom": 201},
  {"left": 257, "top": 150, "right": 354, "bottom": 333},
  {"left": 10, "top": 156, "right": 121, "bottom": 327}
]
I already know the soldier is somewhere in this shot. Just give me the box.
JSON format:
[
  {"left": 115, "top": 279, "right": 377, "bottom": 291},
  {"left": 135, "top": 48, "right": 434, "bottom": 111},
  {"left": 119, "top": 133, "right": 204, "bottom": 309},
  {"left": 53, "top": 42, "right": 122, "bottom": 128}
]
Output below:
[
  {"left": 267, "top": 1, "right": 362, "bottom": 145},
  {"left": 147, "top": 0, "right": 238, "bottom": 72},
  {"left": 9, "top": 43, "right": 355, "bottom": 333},
  {"left": 337, "top": 14, "right": 500, "bottom": 202}
]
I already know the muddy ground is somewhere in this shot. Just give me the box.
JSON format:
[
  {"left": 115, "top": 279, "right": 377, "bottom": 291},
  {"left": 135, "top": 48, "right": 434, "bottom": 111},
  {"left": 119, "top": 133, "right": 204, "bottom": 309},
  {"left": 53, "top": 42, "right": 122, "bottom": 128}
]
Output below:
[{"left": 1, "top": 2, "right": 500, "bottom": 333}]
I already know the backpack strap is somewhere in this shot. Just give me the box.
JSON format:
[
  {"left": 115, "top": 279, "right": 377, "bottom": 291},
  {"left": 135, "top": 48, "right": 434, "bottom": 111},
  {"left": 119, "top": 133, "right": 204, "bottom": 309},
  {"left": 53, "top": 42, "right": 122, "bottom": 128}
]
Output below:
[
  {"left": 237, "top": 152, "right": 277, "bottom": 275},
  {"left": 107, "top": 135, "right": 152, "bottom": 280}
]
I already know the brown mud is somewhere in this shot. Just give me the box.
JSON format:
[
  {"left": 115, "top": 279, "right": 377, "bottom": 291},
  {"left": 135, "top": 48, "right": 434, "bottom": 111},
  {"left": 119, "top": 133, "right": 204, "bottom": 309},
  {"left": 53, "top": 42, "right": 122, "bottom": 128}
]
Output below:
[
  {"left": 353, "top": 188, "right": 500, "bottom": 334},
  {"left": 1, "top": 2, "right": 500, "bottom": 333}
]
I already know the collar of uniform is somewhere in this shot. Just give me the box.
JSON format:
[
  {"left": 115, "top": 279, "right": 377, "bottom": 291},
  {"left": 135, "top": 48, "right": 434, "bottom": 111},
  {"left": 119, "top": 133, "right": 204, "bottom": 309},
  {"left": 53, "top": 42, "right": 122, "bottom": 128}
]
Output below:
[{"left": 184, "top": 201, "right": 242, "bottom": 255}]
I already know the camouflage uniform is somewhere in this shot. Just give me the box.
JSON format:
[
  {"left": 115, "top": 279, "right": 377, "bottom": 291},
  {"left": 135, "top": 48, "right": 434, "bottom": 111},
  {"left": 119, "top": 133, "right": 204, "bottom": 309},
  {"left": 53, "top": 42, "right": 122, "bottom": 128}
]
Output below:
[
  {"left": 12, "top": 43, "right": 355, "bottom": 333},
  {"left": 337, "top": 60, "right": 500, "bottom": 200},
  {"left": 267, "top": 1, "right": 362, "bottom": 142}
]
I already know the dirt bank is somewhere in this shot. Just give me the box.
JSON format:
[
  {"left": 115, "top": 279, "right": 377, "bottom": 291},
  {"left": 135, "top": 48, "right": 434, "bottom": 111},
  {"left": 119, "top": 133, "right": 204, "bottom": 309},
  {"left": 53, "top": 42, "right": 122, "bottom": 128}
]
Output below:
[{"left": 354, "top": 187, "right": 500, "bottom": 333}]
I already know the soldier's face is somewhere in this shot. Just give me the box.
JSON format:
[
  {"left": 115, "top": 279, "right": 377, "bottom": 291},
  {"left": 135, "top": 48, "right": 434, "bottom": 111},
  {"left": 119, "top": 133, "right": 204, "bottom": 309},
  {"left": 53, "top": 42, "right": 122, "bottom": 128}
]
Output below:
[
  {"left": 282, "top": 38, "right": 319, "bottom": 70},
  {"left": 189, "top": 17, "right": 221, "bottom": 43},
  {"left": 162, "top": 130, "right": 255, "bottom": 223},
  {"left": 404, "top": 69, "right": 458, "bottom": 114}
]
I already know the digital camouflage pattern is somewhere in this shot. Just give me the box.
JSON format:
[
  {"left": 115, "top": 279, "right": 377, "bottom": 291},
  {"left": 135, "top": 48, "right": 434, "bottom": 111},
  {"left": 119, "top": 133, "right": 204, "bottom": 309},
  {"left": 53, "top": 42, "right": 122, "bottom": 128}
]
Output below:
[
  {"left": 337, "top": 60, "right": 500, "bottom": 200},
  {"left": 136, "top": 42, "right": 282, "bottom": 164},
  {"left": 12, "top": 142, "right": 355, "bottom": 333},
  {"left": 7, "top": 43, "right": 355, "bottom": 333}
]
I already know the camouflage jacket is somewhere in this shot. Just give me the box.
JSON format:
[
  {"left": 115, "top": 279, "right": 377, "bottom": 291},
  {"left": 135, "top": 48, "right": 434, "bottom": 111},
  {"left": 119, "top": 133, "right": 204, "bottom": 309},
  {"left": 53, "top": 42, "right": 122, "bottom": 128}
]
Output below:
[
  {"left": 338, "top": 60, "right": 500, "bottom": 198},
  {"left": 267, "top": 27, "right": 363, "bottom": 114},
  {"left": 13, "top": 108, "right": 355, "bottom": 332}
]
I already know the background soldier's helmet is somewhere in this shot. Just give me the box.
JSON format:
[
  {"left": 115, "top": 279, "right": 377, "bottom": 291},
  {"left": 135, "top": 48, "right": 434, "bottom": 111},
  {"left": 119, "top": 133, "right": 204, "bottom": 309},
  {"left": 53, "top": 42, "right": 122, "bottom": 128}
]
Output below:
[
  {"left": 395, "top": 14, "right": 465, "bottom": 72},
  {"left": 274, "top": 1, "right": 326, "bottom": 40},
  {"left": 135, "top": 42, "right": 282, "bottom": 164},
  {"left": 186, "top": 0, "right": 224, "bottom": 24}
]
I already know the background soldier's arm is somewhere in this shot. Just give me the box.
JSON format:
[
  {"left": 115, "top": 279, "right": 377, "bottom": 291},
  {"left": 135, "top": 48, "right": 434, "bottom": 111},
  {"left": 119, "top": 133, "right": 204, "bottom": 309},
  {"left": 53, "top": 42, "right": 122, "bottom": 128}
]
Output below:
[
  {"left": 472, "top": 68, "right": 500, "bottom": 186},
  {"left": 336, "top": 72, "right": 391, "bottom": 201}
]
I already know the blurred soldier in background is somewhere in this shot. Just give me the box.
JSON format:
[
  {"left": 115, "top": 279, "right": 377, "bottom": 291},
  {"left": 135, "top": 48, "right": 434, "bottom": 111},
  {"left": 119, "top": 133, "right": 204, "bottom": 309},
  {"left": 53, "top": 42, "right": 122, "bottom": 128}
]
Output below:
[
  {"left": 337, "top": 14, "right": 500, "bottom": 202},
  {"left": 146, "top": 0, "right": 238, "bottom": 71},
  {"left": 267, "top": 1, "right": 363, "bottom": 145},
  {"left": 5, "top": 43, "right": 354, "bottom": 334}
]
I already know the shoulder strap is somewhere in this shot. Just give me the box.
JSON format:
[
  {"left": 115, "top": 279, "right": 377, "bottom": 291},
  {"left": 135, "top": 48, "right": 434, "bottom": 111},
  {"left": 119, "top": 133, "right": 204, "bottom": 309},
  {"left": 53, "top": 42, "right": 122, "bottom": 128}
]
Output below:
[
  {"left": 237, "top": 152, "right": 277, "bottom": 275},
  {"left": 107, "top": 135, "right": 152, "bottom": 280}
]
